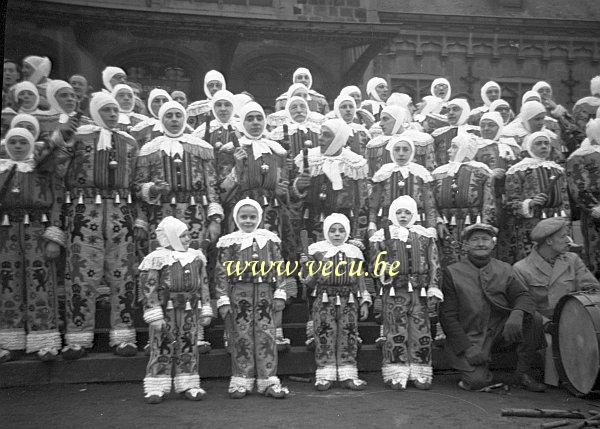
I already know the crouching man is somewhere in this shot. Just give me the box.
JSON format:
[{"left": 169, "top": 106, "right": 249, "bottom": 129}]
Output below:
[{"left": 439, "top": 223, "right": 546, "bottom": 392}]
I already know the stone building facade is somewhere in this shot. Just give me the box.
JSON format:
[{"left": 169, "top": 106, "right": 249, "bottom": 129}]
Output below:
[{"left": 4, "top": 0, "right": 599, "bottom": 108}]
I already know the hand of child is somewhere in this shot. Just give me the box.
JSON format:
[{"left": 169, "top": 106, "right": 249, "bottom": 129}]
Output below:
[
  {"left": 207, "top": 220, "right": 221, "bottom": 242},
  {"left": 273, "top": 298, "right": 285, "bottom": 312},
  {"left": 44, "top": 242, "right": 61, "bottom": 259},
  {"left": 198, "top": 316, "right": 212, "bottom": 327},
  {"left": 219, "top": 304, "right": 232, "bottom": 319},
  {"left": 359, "top": 302, "right": 369, "bottom": 321},
  {"left": 233, "top": 147, "right": 248, "bottom": 163},
  {"left": 150, "top": 319, "right": 166, "bottom": 331}
]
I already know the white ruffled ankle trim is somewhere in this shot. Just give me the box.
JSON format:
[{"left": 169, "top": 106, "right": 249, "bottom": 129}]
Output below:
[
  {"left": 144, "top": 376, "right": 172, "bottom": 395},
  {"left": 198, "top": 325, "right": 205, "bottom": 341},
  {"left": 256, "top": 376, "right": 282, "bottom": 393},
  {"left": 382, "top": 364, "right": 410, "bottom": 388},
  {"left": 229, "top": 376, "right": 255, "bottom": 393},
  {"left": 315, "top": 365, "right": 338, "bottom": 382},
  {"left": 65, "top": 331, "right": 94, "bottom": 348},
  {"left": 337, "top": 365, "right": 359, "bottom": 381},
  {"left": 306, "top": 320, "right": 314, "bottom": 338},
  {"left": 26, "top": 330, "right": 62, "bottom": 353},
  {"left": 109, "top": 328, "right": 137, "bottom": 347},
  {"left": 0, "top": 329, "right": 26, "bottom": 351},
  {"left": 174, "top": 374, "right": 200, "bottom": 393},
  {"left": 409, "top": 364, "right": 433, "bottom": 383}
]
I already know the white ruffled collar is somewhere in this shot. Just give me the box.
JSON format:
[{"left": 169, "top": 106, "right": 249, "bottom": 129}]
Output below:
[
  {"left": 216, "top": 228, "right": 281, "bottom": 251},
  {"left": 369, "top": 224, "right": 437, "bottom": 242},
  {"left": 239, "top": 136, "right": 287, "bottom": 160},
  {"left": 371, "top": 161, "right": 432, "bottom": 183},
  {"left": 506, "top": 157, "right": 564, "bottom": 175},
  {"left": 0, "top": 158, "right": 35, "bottom": 173},
  {"left": 432, "top": 160, "right": 492, "bottom": 177},
  {"left": 138, "top": 247, "right": 206, "bottom": 271},
  {"left": 308, "top": 240, "right": 363, "bottom": 260}
]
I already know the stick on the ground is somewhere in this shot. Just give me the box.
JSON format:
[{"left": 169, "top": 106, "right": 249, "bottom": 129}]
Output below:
[
  {"left": 501, "top": 409, "right": 586, "bottom": 419},
  {"left": 540, "top": 421, "right": 570, "bottom": 429}
]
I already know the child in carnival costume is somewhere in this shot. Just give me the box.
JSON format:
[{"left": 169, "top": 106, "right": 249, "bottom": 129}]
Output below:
[
  {"left": 301, "top": 213, "right": 372, "bottom": 391},
  {"left": 0, "top": 128, "right": 66, "bottom": 362},
  {"left": 139, "top": 216, "right": 213, "bottom": 404},
  {"left": 215, "top": 197, "right": 290, "bottom": 399},
  {"left": 369, "top": 195, "right": 442, "bottom": 390}
]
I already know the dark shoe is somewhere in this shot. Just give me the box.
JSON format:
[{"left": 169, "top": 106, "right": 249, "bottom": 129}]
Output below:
[
  {"left": 37, "top": 348, "right": 59, "bottom": 362},
  {"left": 264, "top": 385, "right": 289, "bottom": 399},
  {"left": 518, "top": 373, "right": 546, "bottom": 393},
  {"left": 305, "top": 338, "right": 316, "bottom": 352},
  {"left": 228, "top": 388, "right": 247, "bottom": 399},
  {"left": 385, "top": 380, "right": 406, "bottom": 391},
  {"left": 62, "top": 345, "right": 87, "bottom": 361},
  {"left": 144, "top": 393, "right": 164, "bottom": 404},
  {"left": 314, "top": 380, "right": 332, "bottom": 391},
  {"left": 341, "top": 378, "right": 367, "bottom": 391},
  {"left": 114, "top": 343, "right": 137, "bottom": 357},
  {"left": 0, "top": 349, "right": 14, "bottom": 364},
  {"left": 197, "top": 341, "right": 211, "bottom": 355},
  {"left": 413, "top": 380, "right": 431, "bottom": 390},
  {"left": 183, "top": 388, "right": 205, "bottom": 401}
]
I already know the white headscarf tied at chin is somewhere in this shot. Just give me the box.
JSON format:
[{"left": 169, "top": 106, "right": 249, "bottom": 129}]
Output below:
[
  {"left": 23, "top": 56, "right": 51, "bottom": 85},
  {"left": 211, "top": 89, "right": 235, "bottom": 125},
  {"left": 204, "top": 70, "right": 226, "bottom": 100},
  {"left": 102, "top": 66, "right": 126, "bottom": 92},
  {"left": 480, "top": 81, "right": 501, "bottom": 106},
  {"left": 447, "top": 98, "right": 471, "bottom": 126},
  {"left": 154, "top": 216, "right": 199, "bottom": 266},
  {"left": 46, "top": 79, "right": 74, "bottom": 120},
  {"left": 159, "top": 100, "right": 187, "bottom": 139},
  {"left": 381, "top": 105, "right": 408, "bottom": 135},
  {"left": 147, "top": 88, "right": 172, "bottom": 119},
  {"left": 333, "top": 94, "right": 356, "bottom": 122},
  {"left": 89, "top": 92, "right": 119, "bottom": 151},
  {"left": 232, "top": 197, "right": 263, "bottom": 233},
  {"left": 112, "top": 84, "right": 135, "bottom": 125},
  {"left": 430, "top": 78, "right": 451, "bottom": 102},
  {"left": 308, "top": 213, "right": 363, "bottom": 259},
  {"left": 1, "top": 127, "right": 36, "bottom": 172},
  {"left": 366, "top": 77, "right": 387, "bottom": 102},
  {"left": 479, "top": 111, "right": 504, "bottom": 140},
  {"left": 13, "top": 81, "right": 40, "bottom": 114},
  {"left": 388, "top": 195, "right": 419, "bottom": 229},
  {"left": 293, "top": 67, "right": 313, "bottom": 90}
]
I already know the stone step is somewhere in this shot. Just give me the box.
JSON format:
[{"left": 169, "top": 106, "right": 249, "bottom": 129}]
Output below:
[{"left": 0, "top": 343, "right": 519, "bottom": 388}]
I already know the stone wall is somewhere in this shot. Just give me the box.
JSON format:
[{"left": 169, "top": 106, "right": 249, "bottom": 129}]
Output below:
[{"left": 292, "top": 0, "right": 369, "bottom": 22}]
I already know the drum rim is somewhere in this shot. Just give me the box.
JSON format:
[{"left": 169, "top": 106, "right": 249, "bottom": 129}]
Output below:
[{"left": 552, "top": 292, "right": 600, "bottom": 397}]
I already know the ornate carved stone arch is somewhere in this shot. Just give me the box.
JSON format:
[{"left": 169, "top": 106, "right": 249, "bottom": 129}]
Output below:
[{"left": 104, "top": 46, "right": 205, "bottom": 100}]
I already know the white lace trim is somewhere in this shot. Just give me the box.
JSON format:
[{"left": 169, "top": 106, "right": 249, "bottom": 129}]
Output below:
[
  {"left": 369, "top": 225, "right": 437, "bottom": 243},
  {"left": 506, "top": 158, "right": 564, "bottom": 175},
  {"left": 173, "top": 374, "right": 201, "bottom": 393},
  {"left": 143, "top": 376, "right": 172, "bottom": 395},
  {"left": 229, "top": 376, "right": 255, "bottom": 393},
  {"left": 207, "top": 202, "right": 224, "bottom": 218},
  {"left": 293, "top": 146, "right": 368, "bottom": 180},
  {"left": 256, "top": 376, "right": 282, "bottom": 393},
  {"left": 25, "top": 330, "right": 61, "bottom": 353},
  {"left": 217, "top": 295, "right": 231, "bottom": 308},
  {"left": 273, "top": 289, "right": 287, "bottom": 301},
  {"left": 337, "top": 365, "right": 359, "bottom": 381},
  {"left": 315, "top": 365, "right": 337, "bottom": 382},
  {"left": 427, "top": 287, "right": 444, "bottom": 301},
  {"left": 409, "top": 364, "right": 433, "bottom": 383},
  {"left": 143, "top": 307, "right": 164, "bottom": 324},
  {"left": 65, "top": 331, "right": 94, "bottom": 348},
  {"left": 0, "top": 329, "right": 26, "bottom": 350},
  {"left": 371, "top": 162, "right": 433, "bottom": 184},
  {"left": 382, "top": 364, "right": 410, "bottom": 387},
  {"left": 139, "top": 248, "right": 207, "bottom": 271},
  {"left": 109, "top": 328, "right": 136, "bottom": 347}
]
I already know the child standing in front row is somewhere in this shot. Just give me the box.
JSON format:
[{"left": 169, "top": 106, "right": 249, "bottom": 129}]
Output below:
[
  {"left": 215, "top": 197, "right": 290, "bottom": 399},
  {"left": 139, "top": 216, "right": 213, "bottom": 404},
  {"left": 369, "top": 195, "right": 442, "bottom": 390},
  {"left": 301, "top": 213, "right": 372, "bottom": 391}
]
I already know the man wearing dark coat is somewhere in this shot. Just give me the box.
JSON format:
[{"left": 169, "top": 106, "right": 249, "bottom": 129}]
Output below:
[{"left": 439, "top": 223, "right": 546, "bottom": 392}]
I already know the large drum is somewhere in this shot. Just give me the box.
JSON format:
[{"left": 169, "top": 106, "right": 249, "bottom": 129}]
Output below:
[{"left": 553, "top": 292, "right": 600, "bottom": 396}]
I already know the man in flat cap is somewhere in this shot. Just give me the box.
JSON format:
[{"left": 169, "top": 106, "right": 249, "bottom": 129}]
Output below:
[
  {"left": 513, "top": 218, "right": 599, "bottom": 385},
  {"left": 513, "top": 217, "right": 599, "bottom": 321},
  {"left": 439, "top": 223, "right": 546, "bottom": 392}
]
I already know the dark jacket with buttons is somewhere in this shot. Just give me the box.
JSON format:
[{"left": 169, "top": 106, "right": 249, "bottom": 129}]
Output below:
[{"left": 440, "top": 258, "right": 536, "bottom": 355}]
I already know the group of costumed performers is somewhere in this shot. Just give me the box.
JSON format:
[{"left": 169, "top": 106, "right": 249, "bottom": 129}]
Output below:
[{"left": 2, "top": 59, "right": 600, "bottom": 401}]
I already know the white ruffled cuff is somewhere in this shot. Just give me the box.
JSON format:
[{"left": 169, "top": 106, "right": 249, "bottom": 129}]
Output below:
[
  {"left": 409, "top": 364, "right": 433, "bottom": 383},
  {"left": 134, "top": 218, "right": 149, "bottom": 231},
  {"left": 143, "top": 307, "right": 164, "bottom": 324},
  {"left": 521, "top": 199, "right": 534, "bottom": 218},
  {"left": 0, "top": 329, "right": 26, "bottom": 351},
  {"left": 360, "top": 290, "right": 372, "bottom": 305},
  {"left": 382, "top": 363, "right": 410, "bottom": 387},
  {"left": 207, "top": 202, "right": 224, "bottom": 218},
  {"left": 229, "top": 376, "right": 255, "bottom": 393},
  {"left": 42, "top": 226, "right": 67, "bottom": 247},
  {"left": 25, "top": 330, "right": 61, "bottom": 353},
  {"left": 368, "top": 222, "right": 377, "bottom": 231},
  {"left": 217, "top": 295, "right": 231, "bottom": 308},
  {"left": 256, "top": 376, "right": 282, "bottom": 393},
  {"left": 109, "top": 328, "right": 136, "bottom": 347},
  {"left": 201, "top": 304, "right": 214, "bottom": 318},
  {"left": 65, "top": 331, "right": 94, "bottom": 348},
  {"left": 143, "top": 376, "right": 172, "bottom": 395},
  {"left": 315, "top": 365, "right": 337, "bottom": 382},
  {"left": 174, "top": 374, "right": 200, "bottom": 393},
  {"left": 273, "top": 289, "right": 287, "bottom": 301},
  {"left": 141, "top": 182, "right": 159, "bottom": 204},
  {"left": 427, "top": 287, "right": 444, "bottom": 302},
  {"left": 337, "top": 365, "right": 359, "bottom": 381}
]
